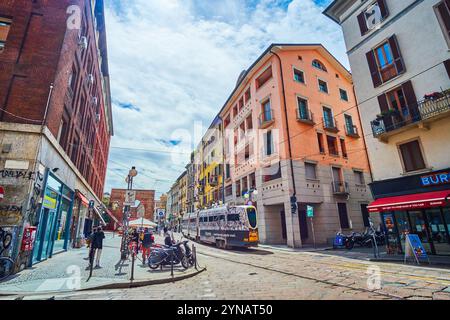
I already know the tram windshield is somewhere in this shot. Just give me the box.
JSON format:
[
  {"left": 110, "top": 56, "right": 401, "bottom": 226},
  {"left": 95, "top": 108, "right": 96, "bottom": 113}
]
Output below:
[{"left": 247, "top": 207, "right": 257, "bottom": 229}]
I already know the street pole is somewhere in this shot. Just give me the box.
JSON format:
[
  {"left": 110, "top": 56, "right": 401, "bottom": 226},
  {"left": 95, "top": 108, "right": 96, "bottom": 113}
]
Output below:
[{"left": 121, "top": 167, "right": 137, "bottom": 260}]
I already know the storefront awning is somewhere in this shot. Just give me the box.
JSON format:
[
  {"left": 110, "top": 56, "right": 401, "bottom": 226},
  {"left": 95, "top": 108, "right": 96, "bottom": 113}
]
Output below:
[
  {"left": 75, "top": 190, "right": 89, "bottom": 206},
  {"left": 367, "top": 190, "right": 450, "bottom": 213}
]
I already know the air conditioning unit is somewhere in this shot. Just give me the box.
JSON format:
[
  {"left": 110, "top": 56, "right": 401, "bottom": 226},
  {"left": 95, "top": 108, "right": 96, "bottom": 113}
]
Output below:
[
  {"left": 88, "top": 74, "right": 94, "bottom": 85},
  {"left": 79, "top": 36, "right": 88, "bottom": 50}
]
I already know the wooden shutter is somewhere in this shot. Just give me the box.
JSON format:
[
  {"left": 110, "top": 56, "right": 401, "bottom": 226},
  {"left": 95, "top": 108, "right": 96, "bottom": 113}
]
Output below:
[
  {"left": 366, "top": 50, "right": 382, "bottom": 88},
  {"left": 357, "top": 12, "right": 368, "bottom": 36},
  {"left": 402, "top": 80, "right": 419, "bottom": 121},
  {"left": 388, "top": 35, "right": 405, "bottom": 75},
  {"left": 377, "top": 0, "right": 389, "bottom": 19},
  {"left": 377, "top": 93, "right": 393, "bottom": 131},
  {"left": 444, "top": 59, "right": 450, "bottom": 78},
  {"left": 438, "top": 1, "right": 450, "bottom": 39}
]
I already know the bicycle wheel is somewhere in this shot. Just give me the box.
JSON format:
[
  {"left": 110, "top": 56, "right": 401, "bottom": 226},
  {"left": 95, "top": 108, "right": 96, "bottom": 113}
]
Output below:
[{"left": 0, "top": 257, "right": 14, "bottom": 282}]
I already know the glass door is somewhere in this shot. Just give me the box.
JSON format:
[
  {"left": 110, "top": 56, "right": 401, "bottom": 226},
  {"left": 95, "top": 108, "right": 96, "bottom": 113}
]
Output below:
[
  {"left": 408, "top": 210, "right": 433, "bottom": 254},
  {"left": 41, "top": 209, "right": 57, "bottom": 260}
]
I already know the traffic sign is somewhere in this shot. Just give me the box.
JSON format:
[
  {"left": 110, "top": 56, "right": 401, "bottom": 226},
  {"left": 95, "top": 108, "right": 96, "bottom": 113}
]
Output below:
[
  {"left": 137, "top": 204, "right": 145, "bottom": 218},
  {"left": 158, "top": 209, "right": 165, "bottom": 217},
  {"left": 307, "top": 205, "right": 314, "bottom": 218}
]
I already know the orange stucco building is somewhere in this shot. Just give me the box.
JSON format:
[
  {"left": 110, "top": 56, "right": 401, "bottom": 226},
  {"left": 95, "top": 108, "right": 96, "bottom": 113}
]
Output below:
[{"left": 219, "top": 44, "right": 374, "bottom": 247}]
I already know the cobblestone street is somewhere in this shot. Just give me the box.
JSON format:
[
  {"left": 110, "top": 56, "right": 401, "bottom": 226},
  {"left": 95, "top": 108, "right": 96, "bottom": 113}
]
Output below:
[{"left": 7, "top": 233, "right": 450, "bottom": 300}]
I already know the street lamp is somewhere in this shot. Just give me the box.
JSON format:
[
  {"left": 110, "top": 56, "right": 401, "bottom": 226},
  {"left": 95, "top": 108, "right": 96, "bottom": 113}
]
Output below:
[{"left": 121, "top": 166, "right": 138, "bottom": 260}]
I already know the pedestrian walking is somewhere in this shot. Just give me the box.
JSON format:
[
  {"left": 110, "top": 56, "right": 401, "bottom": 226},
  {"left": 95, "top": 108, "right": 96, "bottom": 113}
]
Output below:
[
  {"left": 90, "top": 226, "right": 105, "bottom": 268},
  {"left": 141, "top": 228, "right": 153, "bottom": 264}
]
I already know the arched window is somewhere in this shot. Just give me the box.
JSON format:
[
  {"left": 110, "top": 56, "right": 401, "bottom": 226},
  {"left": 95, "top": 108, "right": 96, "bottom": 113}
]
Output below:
[{"left": 312, "top": 59, "right": 327, "bottom": 72}]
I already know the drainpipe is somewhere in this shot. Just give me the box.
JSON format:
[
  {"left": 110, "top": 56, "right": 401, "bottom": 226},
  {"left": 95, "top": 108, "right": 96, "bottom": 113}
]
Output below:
[
  {"left": 270, "top": 49, "right": 297, "bottom": 197},
  {"left": 352, "top": 86, "right": 374, "bottom": 184},
  {"left": 219, "top": 116, "right": 226, "bottom": 205},
  {"left": 271, "top": 48, "right": 298, "bottom": 248}
]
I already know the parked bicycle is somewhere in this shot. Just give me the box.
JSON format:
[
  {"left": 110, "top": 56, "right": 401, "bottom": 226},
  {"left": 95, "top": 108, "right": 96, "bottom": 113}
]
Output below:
[{"left": 0, "top": 227, "right": 14, "bottom": 282}]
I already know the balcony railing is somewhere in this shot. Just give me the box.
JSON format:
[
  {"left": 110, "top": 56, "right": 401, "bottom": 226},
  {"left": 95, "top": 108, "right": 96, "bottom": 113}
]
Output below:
[
  {"left": 332, "top": 181, "right": 350, "bottom": 195},
  {"left": 296, "top": 108, "right": 315, "bottom": 125},
  {"left": 371, "top": 90, "right": 450, "bottom": 139},
  {"left": 345, "top": 124, "right": 359, "bottom": 138},
  {"left": 209, "top": 176, "right": 218, "bottom": 186},
  {"left": 323, "top": 117, "right": 339, "bottom": 132},
  {"left": 259, "top": 109, "right": 275, "bottom": 129}
]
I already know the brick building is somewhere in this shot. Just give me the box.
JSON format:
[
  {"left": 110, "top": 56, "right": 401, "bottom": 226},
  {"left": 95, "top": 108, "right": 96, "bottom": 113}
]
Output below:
[
  {"left": 0, "top": 0, "right": 113, "bottom": 270},
  {"left": 109, "top": 189, "right": 156, "bottom": 226}
]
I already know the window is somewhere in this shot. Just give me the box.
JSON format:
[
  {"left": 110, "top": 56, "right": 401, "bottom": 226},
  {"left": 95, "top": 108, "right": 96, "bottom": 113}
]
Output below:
[
  {"left": 312, "top": 59, "right": 327, "bottom": 72},
  {"left": 236, "top": 180, "right": 241, "bottom": 197},
  {"left": 305, "top": 162, "right": 317, "bottom": 180},
  {"left": 225, "top": 184, "right": 233, "bottom": 197},
  {"left": 354, "top": 171, "right": 365, "bottom": 185},
  {"left": 261, "top": 99, "right": 272, "bottom": 122},
  {"left": 246, "top": 114, "right": 253, "bottom": 130},
  {"left": 339, "top": 88, "right": 349, "bottom": 101},
  {"left": 340, "top": 138, "right": 347, "bottom": 158},
  {"left": 233, "top": 105, "right": 238, "bottom": 118},
  {"left": 399, "top": 140, "right": 426, "bottom": 172},
  {"left": 366, "top": 35, "right": 404, "bottom": 87},
  {"left": 225, "top": 164, "right": 231, "bottom": 179},
  {"left": 318, "top": 79, "right": 328, "bottom": 93},
  {"left": 436, "top": 1, "right": 450, "bottom": 47},
  {"left": 238, "top": 97, "right": 244, "bottom": 111},
  {"left": 357, "top": 0, "right": 389, "bottom": 35},
  {"left": 0, "top": 17, "right": 12, "bottom": 53},
  {"left": 297, "top": 97, "right": 309, "bottom": 120},
  {"left": 317, "top": 133, "right": 325, "bottom": 154},
  {"left": 337, "top": 203, "right": 350, "bottom": 229},
  {"left": 224, "top": 114, "right": 230, "bottom": 128},
  {"left": 244, "top": 88, "right": 251, "bottom": 103},
  {"left": 264, "top": 130, "right": 273, "bottom": 156},
  {"left": 256, "top": 66, "right": 272, "bottom": 89},
  {"left": 323, "top": 107, "right": 335, "bottom": 128},
  {"left": 263, "top": 162, "right": 282, "bottom": 182},
  {"left": 249, "top": 172, "right": 256, "bottom": 189},
  {"left": 327, "top": 135, "right": 339, "bottom": 156},
  {"left": 293, "top": 68, "right": 305, "bottom": 83},
  {"left": 344, "top": 115, "right": 356, "bottom": 135}
]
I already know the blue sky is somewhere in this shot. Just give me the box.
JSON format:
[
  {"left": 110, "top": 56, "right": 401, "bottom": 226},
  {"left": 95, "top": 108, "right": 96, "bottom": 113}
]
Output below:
[{"left": 103, "top": 0, "right": 343, "bottom": 198}]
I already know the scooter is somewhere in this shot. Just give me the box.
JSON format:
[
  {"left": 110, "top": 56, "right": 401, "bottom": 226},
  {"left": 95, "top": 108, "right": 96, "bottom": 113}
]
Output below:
[
  {"left": 181, "top": 240, "right": 195, "bottom": 267},
  {"left": 148, "top": 242, "right": 190, "bottom": 270}
]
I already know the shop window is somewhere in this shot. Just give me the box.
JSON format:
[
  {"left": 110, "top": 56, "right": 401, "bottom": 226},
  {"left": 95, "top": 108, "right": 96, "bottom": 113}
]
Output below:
[
  {"left": 305, "top": 162, "right": 317, "bottom": 180},
  {"left": 0, "top": 17, "right": 12, "bottom": 53},
  {"left": 398, "top": 140, "right": 426, "bottom": 172},
  {"left": 256, "top": 66, "right": 272, "bottom": 89}
]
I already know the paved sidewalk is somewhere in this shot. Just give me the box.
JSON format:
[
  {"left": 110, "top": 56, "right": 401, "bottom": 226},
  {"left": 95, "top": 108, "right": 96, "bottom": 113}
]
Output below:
[{"left": 0, "top": 232, "right": 202, "bottom": 295}]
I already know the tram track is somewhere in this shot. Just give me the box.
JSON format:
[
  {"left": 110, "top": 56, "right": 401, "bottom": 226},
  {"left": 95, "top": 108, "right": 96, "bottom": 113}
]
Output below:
[{"left": 197, "top": 250, "right": 407, "bottom": 300}]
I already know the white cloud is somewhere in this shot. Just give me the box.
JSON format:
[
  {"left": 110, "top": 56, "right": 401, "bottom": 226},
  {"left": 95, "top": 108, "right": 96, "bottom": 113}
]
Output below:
[{"left": 103, "top": 0, "right": 346, "bottom": 197}]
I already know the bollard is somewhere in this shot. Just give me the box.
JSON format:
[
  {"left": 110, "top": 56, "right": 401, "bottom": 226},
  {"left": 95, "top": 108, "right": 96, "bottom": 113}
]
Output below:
[
  {"left": 131, "top": 250, "right": 135, "bottom": 282},
  {"left": 170, "top": 248, "right": 174, "bottom": 277}
]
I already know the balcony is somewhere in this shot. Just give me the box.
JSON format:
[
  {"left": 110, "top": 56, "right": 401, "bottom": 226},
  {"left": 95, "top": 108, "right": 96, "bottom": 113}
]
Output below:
[
  {"left": 332, "top": 181, "right": 350, "bottom": 195},
  {"left": 323, "top": 117, "right": 339, "bottom": 133},
  {"left": 209, "top": 176, "right": 218, "bottom": 186},
  {"left": 296, "top": 108, "right": 315, "bottom": 125},
  {"left": 371, "top": 91, "right": 450, "bottom": 142},
  {"left": 345, "top": 124, "right": 360, "bottom": 138},
  {"left": 259, "top": 109, "right": 275, "bottom": 129}
]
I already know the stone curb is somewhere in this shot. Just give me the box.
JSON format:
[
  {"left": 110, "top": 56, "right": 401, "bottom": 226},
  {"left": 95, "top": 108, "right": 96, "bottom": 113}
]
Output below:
[
  {"left": 369, "top": 258, "right": 450, "bottom": 267},
  {"left": 0, "top": 267, "right": 206, "bottom": 297}
]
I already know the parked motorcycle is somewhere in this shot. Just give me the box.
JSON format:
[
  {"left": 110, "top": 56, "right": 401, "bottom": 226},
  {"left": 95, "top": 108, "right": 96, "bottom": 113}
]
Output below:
[
  {"left": 148, "top": 242, "right": 190, "bottom": 269},
  {"left": 181, "top": 240, "right": 195, "bottom": 267},
  {"left": 346, "top": 229, "right": 386, "bottom": 250}
]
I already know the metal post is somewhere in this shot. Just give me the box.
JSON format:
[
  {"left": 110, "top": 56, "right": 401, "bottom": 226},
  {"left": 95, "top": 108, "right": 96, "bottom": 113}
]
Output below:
[
  {"left": 170, "top": 248, "right": 174, "bottom": 277},
  {"left": 130, "top": 249, "right": 135, "bottom": 281},
  {"left": 310, "top": 217, "right": 316, "bottom": 249},
  {"left": 193, "top": 244, "right": 198, "bottom": 270}
]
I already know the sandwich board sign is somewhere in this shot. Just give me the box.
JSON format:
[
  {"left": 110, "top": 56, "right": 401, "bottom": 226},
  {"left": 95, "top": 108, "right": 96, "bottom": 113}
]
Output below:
[{"left": 404, "top": 234, "right": 430, "bottom": 265}]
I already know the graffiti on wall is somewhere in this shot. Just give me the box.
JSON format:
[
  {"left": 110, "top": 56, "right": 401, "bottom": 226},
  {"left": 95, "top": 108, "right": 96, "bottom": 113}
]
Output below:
[{"left": 0, "top": 170, "right": 38, "bottom": 180}]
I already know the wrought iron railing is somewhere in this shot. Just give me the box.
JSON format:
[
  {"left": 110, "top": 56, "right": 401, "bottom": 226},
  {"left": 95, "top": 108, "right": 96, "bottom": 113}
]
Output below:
[
  {"left": 323, "top": 117, "right": 339, "bottom": 132},
  {"left": 371, "top": 91, "right": 450, "bottom": 137},
  {"left": 297, "top": 108, "right": 314, "bottom": 123},
  {"left": 332, "top": 181, "right": 349, "bottom": 195},
  {"left": 259, "top": 109, "right": 274, "bottom": 128}
]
